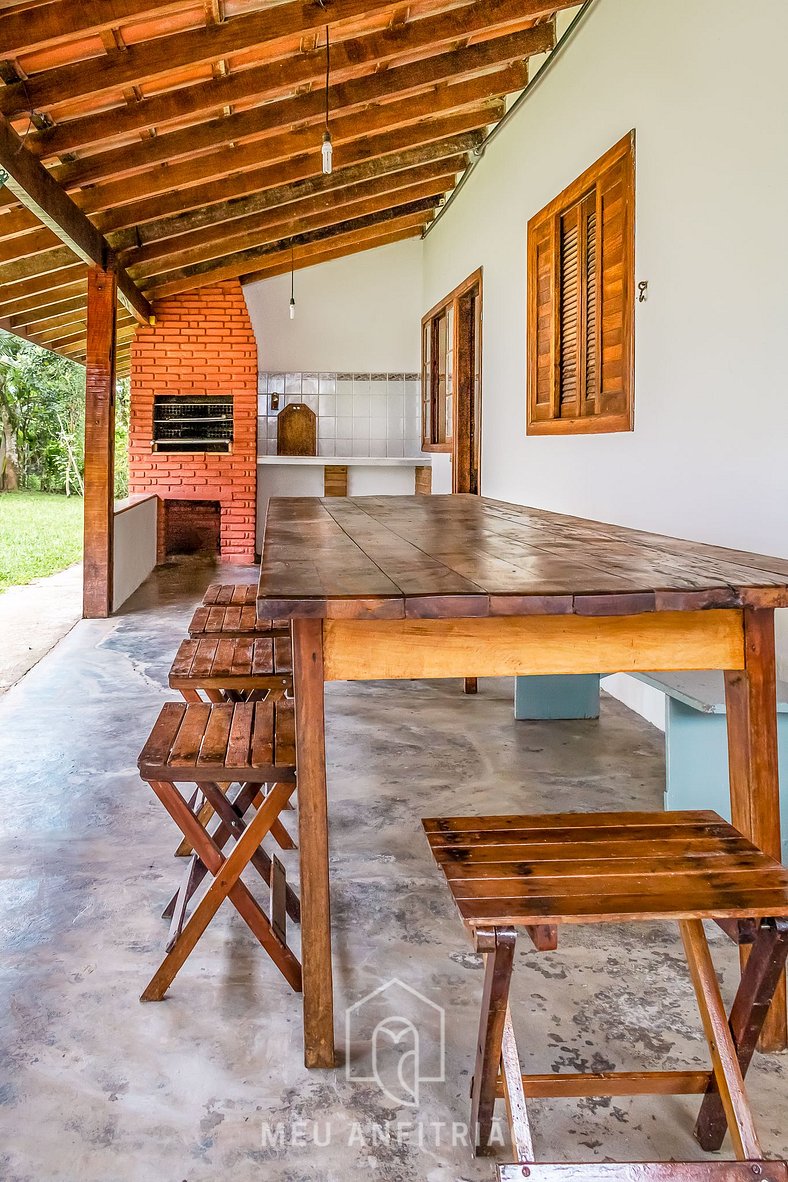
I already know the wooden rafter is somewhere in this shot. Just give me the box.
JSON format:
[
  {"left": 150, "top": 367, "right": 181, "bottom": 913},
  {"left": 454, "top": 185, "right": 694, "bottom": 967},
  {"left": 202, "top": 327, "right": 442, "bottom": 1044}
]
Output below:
[
  {"left": 50, "top": 29, "right": 545, "bottom": 191},
  {"left": 28, "top": 6, "right": 553, "bottom": 159},
  {"left": 0, "top": 0, "right": 200, "bottom": 58},
  {"left": 150, "top": 204, "right": 435, "bottom": 297},
  {"left": 0, "top": 115, "right": 152, "bottom": 322}
]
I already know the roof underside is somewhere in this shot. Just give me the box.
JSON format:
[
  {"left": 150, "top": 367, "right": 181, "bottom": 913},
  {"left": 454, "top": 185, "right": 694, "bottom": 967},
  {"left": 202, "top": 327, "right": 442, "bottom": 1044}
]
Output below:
[{"left": 0, "top": 0, "right": 576, "bottom": 376}]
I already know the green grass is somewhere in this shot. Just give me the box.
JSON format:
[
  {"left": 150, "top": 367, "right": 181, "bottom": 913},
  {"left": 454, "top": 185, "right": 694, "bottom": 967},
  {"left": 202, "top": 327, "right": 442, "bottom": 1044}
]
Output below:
[{"left": 0, "top": 491, "right": 83, "bottom": 593}]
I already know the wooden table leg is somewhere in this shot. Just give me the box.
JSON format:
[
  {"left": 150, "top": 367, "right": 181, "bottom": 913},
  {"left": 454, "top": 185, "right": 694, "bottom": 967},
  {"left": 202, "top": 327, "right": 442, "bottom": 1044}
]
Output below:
[
  {"left": 292, "top": 618, "right": 335, "bottom": 1068},
  {"left": 724, "top": 607, "right": 787, "bottom": 1051}
]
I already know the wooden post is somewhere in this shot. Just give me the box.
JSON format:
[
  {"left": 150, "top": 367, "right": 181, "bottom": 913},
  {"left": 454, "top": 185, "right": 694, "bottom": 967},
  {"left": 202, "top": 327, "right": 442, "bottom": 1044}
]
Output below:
[
  {"left": 724, "top": 607, "right": 787, "bottom": 1050},
  {"left": 292, "top": 617, "right": 335, "bottom": 1068},
  {"left": 83, "top": 265, "right": 117, "bottom": 618}
]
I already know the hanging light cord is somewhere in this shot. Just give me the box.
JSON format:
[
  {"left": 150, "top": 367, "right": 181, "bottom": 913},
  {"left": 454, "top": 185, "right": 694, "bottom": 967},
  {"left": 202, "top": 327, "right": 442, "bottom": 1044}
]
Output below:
[
  {"left": 325, "top": 24, "right": 330, "bottom": 131},
  {"left": 290, "top": 243, "right": 295, "bottom": 301}
]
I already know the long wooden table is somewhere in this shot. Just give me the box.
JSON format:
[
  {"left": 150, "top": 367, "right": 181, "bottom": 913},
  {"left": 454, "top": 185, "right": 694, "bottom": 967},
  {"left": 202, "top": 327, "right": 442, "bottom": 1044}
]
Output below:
[{"left": 257, "top": 494, "right": 788, "bottom": 1068}]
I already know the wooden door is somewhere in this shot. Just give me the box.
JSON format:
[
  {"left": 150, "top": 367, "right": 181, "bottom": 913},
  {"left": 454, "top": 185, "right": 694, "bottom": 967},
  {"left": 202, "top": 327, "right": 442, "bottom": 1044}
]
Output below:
[{"left": 453, "top": 274, "right": 482, "bottom": 494}]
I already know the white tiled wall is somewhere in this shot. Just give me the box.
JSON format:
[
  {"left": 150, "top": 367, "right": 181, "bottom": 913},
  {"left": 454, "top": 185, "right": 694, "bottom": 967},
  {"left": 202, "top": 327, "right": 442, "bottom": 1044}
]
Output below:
[{"left": 258, "top": 372, "right": 422, "bottom": 458}]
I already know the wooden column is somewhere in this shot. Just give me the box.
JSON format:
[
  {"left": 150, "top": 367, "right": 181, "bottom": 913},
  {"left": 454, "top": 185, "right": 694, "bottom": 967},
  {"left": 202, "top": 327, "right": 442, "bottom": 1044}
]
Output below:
[
  {"left": 82, "top": 266, "right": 117, "bottom": 619},
  {"left": 292, "top": 617, "right": 335, "bottom": 1068},
  {"left": 725, "top": 607, "right": 786, "bottom": 1050}
]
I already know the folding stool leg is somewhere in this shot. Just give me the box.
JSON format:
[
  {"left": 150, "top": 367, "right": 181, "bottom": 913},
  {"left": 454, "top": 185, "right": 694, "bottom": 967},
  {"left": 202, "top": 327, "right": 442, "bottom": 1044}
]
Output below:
[
  {"left": 141, "top": 779, "right": 301, "bottom": 1001},
  {"left": 501, "top": 1006, "right": 533, "bottom": 1162},
  {"left": 471, "top": 926, "right": 517, "bottom": 1154},
  {"left": 680, "top": 919, "right": 762, "bottom": 1161},
  {"left": 696, "top": 917, "right": 788, "bottom": 1152},
  {"left": 165, "top": 853, "right": 202, "bottom": 950},
  {"left": 163, "top": 781, "right": 300, "bottom": 926}
]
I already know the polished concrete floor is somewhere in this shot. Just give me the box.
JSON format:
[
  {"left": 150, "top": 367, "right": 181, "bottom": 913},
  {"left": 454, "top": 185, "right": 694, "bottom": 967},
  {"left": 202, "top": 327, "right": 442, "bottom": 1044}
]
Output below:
[{"left": 1, "top": 558, "right": 787, "bottom": 1182}]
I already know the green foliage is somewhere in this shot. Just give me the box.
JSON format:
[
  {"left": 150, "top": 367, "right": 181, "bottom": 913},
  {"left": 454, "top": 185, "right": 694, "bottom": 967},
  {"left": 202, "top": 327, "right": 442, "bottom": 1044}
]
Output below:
[
  {"left": 0, "top": 331, "right": 130, "bottom": 498},
  {"left": 0, "top": 490, "right": 83, "bottom": 592}
]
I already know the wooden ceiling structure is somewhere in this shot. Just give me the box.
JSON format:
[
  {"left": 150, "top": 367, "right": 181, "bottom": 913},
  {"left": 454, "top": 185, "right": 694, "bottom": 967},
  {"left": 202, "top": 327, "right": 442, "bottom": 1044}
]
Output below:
[{"left": 0, "top": 0, "right": 577, "bottom": 376}]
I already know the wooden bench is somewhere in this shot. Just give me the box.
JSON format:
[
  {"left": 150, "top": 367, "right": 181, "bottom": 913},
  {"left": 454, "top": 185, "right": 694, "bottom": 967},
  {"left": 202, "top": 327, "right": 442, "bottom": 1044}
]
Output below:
[
  {"left": 169, "top": 635, "right": 293, "bottom": 702},
  {"left": 423, "top": 808, "right": 788, "bottom": 1176},
  {"left": 138, "top": 699, "right": 301, "bottom": 1000},
  {"left": 634, "top": 672, "right": 788, "bottom": 863}
]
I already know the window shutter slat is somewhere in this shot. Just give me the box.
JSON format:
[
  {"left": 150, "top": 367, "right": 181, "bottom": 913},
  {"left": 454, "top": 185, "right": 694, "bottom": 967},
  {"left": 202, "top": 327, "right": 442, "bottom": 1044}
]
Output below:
[{"left": 559, "top": 205, "right": 580, "bottom": 418}]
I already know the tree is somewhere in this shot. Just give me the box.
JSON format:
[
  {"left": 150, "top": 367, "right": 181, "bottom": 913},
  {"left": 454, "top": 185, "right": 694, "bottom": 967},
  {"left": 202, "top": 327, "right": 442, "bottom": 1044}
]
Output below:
[{"left": 0, "top": 331, "right": 131, "bottom": 498}]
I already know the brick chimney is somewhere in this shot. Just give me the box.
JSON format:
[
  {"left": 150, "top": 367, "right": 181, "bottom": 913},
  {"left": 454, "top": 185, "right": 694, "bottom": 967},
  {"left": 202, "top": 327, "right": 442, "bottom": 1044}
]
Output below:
[{"left": 129, "top": 280, "right": 257, "bottom": 564}]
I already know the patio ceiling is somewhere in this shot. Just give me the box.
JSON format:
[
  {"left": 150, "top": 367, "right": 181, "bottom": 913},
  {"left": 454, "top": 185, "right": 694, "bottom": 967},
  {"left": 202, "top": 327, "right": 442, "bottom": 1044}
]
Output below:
[{"left": 0, "top": 0, "right": 575, "bottom": 376}]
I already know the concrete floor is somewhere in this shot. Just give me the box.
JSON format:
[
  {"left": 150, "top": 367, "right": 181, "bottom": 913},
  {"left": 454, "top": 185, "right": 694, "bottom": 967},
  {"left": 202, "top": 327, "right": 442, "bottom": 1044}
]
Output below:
[
  {"left": 0, "top": 562, "right": 82, "bottom": 695},
  {"left": 1, "top": 558, "right": 787, "bottom": 1182}
]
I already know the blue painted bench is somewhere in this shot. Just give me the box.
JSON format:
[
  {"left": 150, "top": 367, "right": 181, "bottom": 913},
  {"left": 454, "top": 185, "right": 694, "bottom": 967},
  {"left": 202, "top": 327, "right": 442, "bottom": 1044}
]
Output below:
[
  {"left": 634, "top": 671, "right": 788, "bottom": 863},
  {"left": 513, "top": 672, "right": 788, "bottom": 862}
]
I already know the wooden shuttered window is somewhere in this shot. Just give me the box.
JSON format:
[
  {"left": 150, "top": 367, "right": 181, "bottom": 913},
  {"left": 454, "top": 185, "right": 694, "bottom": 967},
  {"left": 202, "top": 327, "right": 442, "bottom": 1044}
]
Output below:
[{"left": 527, "top": 131, "right": 634, "bottom": 435}]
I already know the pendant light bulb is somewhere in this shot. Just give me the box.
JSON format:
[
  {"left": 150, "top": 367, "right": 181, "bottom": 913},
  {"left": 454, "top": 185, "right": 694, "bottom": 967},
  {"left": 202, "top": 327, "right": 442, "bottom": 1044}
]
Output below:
[
  {"left": 289, "top": 296, "right": 296, "bottom": 320},
  {"left": 322, "top": 129, "right": 333, "bottom": 175}
]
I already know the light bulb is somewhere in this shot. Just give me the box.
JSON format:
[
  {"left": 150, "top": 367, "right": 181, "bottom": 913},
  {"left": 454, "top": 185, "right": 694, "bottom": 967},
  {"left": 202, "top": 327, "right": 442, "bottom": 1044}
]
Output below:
[
  {"left": 322, "top": 130, "right": 333, "bottom": 175},
  {"left": 289, "top": 297, "right": 296, "bottom": 320}
]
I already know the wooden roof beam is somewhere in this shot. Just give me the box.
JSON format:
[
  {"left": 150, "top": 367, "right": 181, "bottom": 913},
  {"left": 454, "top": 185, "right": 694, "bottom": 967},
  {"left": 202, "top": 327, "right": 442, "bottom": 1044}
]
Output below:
[
  {"left": 240, "top": 225, "right": 424, "bottom": 287},
  {"left": 52, "top": 27, "right": 547, "bottom": 192},
  {"left": 0, "top": 0, "right": 201, "bottom": 58},
  {"left": 0, "top": 0, "right": 417, "bottom": 117},
  {"left": 75, "top": 70, "right": 518, "bottom": 216},
  {"left": 0, "top": 115, "right": 152, "bottom": 323},
  {"left": 30, "top": 6, "right": 555, "bottom": 159},
  {"left": 121, "top": 159, "right": 462, "bottom": 270},
  {"left": 149, "top": 203, "right": 435, "bottom": 298},
  {"left": 128, "top": 172, "right": 455, "bottom": 279},
  {"left": 107, "top": 134, "right": 479, "bottom": 249}
]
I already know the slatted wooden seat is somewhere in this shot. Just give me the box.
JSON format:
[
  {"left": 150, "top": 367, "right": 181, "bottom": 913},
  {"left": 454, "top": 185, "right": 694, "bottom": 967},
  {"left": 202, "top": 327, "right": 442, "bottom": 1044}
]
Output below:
[
  {"left": 138, "top": 699, "right": 301, "bottom": 1000},
  {"left": 423, "top": 809, "right": 788, "bottom": 1178},
  {"left": 190, "top": 584, "right": 289, "bottom": 639},
  {"left": 169, "top": 635, "right": 293, "bottom": 702}
]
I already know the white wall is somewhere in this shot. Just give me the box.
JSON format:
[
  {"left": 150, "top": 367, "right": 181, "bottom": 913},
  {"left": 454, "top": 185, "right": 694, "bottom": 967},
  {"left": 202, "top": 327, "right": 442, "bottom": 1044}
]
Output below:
[
  {"left": 113, "top": 495, "right": 158, "bottom": 612},
  {"left": 243, "top": 238, "right": 423, "bottom": 373},
  {"left": 422, "top": 0, "right": 788, "bottom": 673}
]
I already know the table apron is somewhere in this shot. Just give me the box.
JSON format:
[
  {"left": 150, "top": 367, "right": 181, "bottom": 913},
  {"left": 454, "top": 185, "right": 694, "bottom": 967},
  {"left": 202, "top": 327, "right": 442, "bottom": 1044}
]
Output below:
[{"left": 321, "top": 610, "right": 746, "bottom": 682}]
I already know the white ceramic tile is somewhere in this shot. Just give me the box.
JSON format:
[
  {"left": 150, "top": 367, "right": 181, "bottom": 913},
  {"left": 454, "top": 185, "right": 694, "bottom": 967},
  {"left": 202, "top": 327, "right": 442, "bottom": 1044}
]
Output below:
[
  {"left": 352, "top": 418, "right": 370, "bottom": 439},
  {"left": 386, "top": 377, "right": 404, "bottom": 397},
  {"left": 351, "top": 438, "right": 371, "bottom": 457},
  {"left": 285, "top": 393, "right": 303, "bottom": 407},
  {"left": 302, "top": 375, "right": 318, "bottom": 396},
  {"left": 257, "top": 394, "right": 267, "bottom": 415},
  {"left": 387, "top": 400, "right": 404, "bottom": 429},
  {"left": 369, "top": 415, "right": 387, "bottom": 440},
  {"left": 335, "top": 438, "right": 352, "bottom": 457},
  {"left": 386, "top": 439, "right": 404, "bottom": 457},
  {"left": 267, "top": 437, "right": 277, "bottom": 455},
  {"left": 319, "top": 416, "right": 336, "bottom": 438},
  {"left": 352, "top": 380, "right": 370, "bottom": 400},
  {"left": 404, "top": 438, "right": 422, "bottom": 457},
  {"left": 302, "top": 393, "right": 318, "bottom": 412},
  {"left": 370, "top": 380, "right": 387, "bottom": 399},
  {"left": 336, "top": 380, "right": 354, "bottom": 399},
  {"left": 318, "top": 394, "right": 336, "bottom": 416},
  {"left": 368, "top": 440, "right": 387, "bottom": 457},
  {"left": 285, "top": 373, "right": 301, "bottom": 395},
  {"left": 269, "top": 374, "right": 285, "bottom": 394},
  {"left": 336, "top": 416, "right": 353, "bottom": 437},
  {"left": 258, "top": 375, "right": 268, "bottom": 394},
  {"left": 353, "top": 392, "right": 371, "bottom": 415},
  {"left": 266, "top": 417, "right": 277, "bottom": 438},
  {"left": 336, "top": 393, "right": 353, "bottom": 416},
  {"left": 318, "top": 438, "right": 335, "bottom": 457},
  {"left": 319, "top": 374, "right": 336, "bottom": 395}
]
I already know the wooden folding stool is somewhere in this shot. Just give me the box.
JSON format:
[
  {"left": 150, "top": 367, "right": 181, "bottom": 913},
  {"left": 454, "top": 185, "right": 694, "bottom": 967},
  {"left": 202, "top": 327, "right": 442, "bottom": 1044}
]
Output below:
[
  {"left": 423, "top": 809, "right": 788, "bottom": 1181},
  {"left": 138, "top": 699, "right": 302, "bottom": 999},
  {"left": 189, "top": 583, "right": 289, "bottom": 641}
]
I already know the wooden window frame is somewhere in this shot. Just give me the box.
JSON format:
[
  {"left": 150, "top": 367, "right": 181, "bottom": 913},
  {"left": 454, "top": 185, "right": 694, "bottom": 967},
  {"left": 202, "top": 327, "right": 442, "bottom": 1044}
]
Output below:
[
  {"left": 526, "top": 131, "right": 635, "bottom": 437},
  {"left": 421, "top": 268, "right": 483, "bottom": 453}
]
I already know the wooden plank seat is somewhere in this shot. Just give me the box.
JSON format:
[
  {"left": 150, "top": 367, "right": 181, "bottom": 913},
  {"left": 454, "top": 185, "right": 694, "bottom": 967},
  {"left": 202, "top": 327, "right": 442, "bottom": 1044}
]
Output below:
[
  {"left": 169, "top": 635, "right": 293, "bottom": 702},
  {"left": 422, "top": 809, "right": 788, "bottom": 1176},
  {"left": 138, "top": 699, "right": 301, "bottom": 1000},
  {"left": 190, "top": 584, "right": 289, "bottom": 640}
]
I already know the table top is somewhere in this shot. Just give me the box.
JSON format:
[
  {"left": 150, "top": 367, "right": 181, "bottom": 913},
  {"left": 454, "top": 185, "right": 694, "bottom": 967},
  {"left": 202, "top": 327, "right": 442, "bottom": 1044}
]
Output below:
[{"left": 256, "top": 495, "right": 788, "bottom": 621}]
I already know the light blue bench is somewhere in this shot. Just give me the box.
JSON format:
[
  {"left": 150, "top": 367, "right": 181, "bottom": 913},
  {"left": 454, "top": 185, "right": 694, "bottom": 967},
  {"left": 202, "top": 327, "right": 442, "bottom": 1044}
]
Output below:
[
  {"left": 513, "top": 672, "right": 788, "bottom": 862},
  {"left": 634, "top": 671, "right": 788, "bottom": 863}
]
